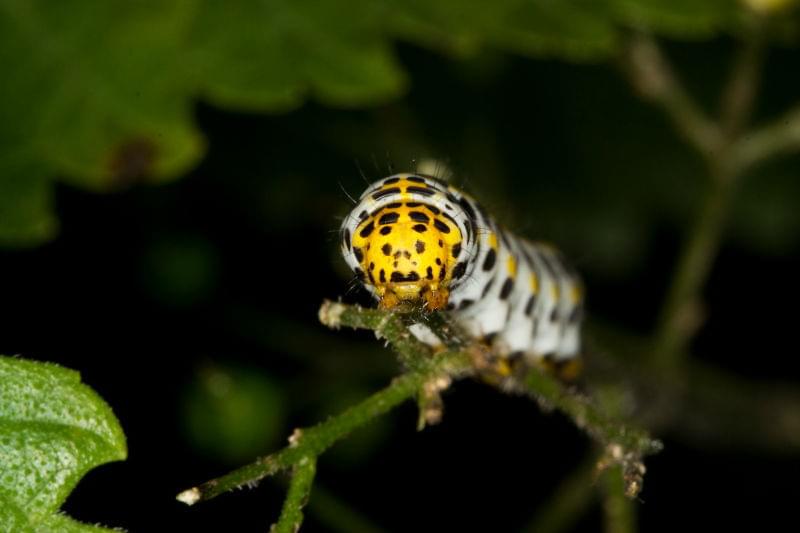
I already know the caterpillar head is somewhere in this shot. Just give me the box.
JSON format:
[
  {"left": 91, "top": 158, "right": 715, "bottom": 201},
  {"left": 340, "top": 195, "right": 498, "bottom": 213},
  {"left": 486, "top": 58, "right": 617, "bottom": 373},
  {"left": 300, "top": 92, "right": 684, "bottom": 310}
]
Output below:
[{"left": 346, "top": 201, "right": 462, "bottom": 310}]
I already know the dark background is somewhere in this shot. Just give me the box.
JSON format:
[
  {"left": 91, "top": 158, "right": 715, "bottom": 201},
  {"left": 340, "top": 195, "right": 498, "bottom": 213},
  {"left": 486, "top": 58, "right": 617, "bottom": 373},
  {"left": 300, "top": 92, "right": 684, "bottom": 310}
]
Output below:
[{"left": 2, "top": 38, "right": 800, "bottom": 531}]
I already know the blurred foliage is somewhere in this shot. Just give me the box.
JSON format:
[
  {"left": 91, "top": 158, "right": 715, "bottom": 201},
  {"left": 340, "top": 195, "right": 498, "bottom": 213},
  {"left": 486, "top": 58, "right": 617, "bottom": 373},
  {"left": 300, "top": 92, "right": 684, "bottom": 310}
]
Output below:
[
  {"left": 0, "top": 356, "right": 126, "bottom": 532},
  {"left": 2, "top": 0, "right": 791, "bottom": 246},
  {"left": 181, "top": 364, "right": 286, "bottom": 464}
]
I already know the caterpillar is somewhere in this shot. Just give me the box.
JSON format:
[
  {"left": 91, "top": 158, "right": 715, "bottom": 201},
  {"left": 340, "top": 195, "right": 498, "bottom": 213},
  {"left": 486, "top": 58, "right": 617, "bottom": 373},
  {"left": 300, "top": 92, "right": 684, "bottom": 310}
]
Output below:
[{"left": 340, "top": 172, "right": 584, "bottom": 371}]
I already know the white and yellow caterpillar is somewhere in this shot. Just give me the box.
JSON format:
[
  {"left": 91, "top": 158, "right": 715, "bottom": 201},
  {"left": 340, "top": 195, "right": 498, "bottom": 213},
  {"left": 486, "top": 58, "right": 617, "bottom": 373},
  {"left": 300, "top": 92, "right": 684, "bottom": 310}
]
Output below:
[{"left": 340, "top": 173, "right": 584, "bottom": 372}]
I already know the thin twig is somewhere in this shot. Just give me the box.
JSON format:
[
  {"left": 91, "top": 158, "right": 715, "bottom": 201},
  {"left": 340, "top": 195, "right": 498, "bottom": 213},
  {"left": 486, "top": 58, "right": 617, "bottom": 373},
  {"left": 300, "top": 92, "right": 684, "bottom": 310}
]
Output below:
[
  {"left": 601, "top": 466, "right": 636, "bottom": 533},
  {"left": 650, "top": 175, "right": 736, "bottom": 365},
  {"left": 622, "top": 29, "right": 766, "bottom": 368},
  {"left": 719, "top": 24, "right": 764, "bottom": 140},
  {"left": 734, "top": 104, "right": 800, "bottom": 172},
  {"left": 272, "top": 457, "right": 317, "bottom": 533},
  {"left": 517, "top": 367, "right": 661, "bottom": 490},
  {"left": 621, "top": 32, "right": 722, "bottom": 158},
  {"left": 176, "top": 348, "right": 469, "bottom": 505},
  {"left": 587, "top": 322, "right": 800, "bottom": 453},
  {"left": 178, "top": 300, "right": 660, "bottom": 525}
]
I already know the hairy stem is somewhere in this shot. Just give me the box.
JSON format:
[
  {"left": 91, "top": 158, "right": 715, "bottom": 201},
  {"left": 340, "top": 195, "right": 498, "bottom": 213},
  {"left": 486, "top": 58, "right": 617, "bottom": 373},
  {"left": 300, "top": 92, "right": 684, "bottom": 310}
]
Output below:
[
  {"left": 272, "top": 457, "right": 317, "bottom": 533},
  {"left": 178, "top": 300, "right": 660, "bottom": 527},
  {"left": 177, "top": 349, "right": 468, "bottom": 505},
  {"left": 520, "top": 368, "right": 661, "bottom": 461},
  {"left": 602, "top": 466, "right": 636, "bottom": 533}
]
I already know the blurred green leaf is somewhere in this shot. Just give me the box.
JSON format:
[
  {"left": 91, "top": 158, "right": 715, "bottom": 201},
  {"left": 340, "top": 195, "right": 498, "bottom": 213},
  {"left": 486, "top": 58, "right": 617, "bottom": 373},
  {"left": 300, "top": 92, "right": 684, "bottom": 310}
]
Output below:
[
  {"left": 192, "top": 0, "right": 407, "bottom": 110},
  {"left": 0, "top": 1, "right": 203, "bottom": 189},
  {"left": 0, "top": 0, "right": 759, "bottom": 246},
  {"left": 182, "top": 365, "right": 286, "bottom": 464},
  {"left": 0, "top": 356, "right": 127, "bottom": 532}
]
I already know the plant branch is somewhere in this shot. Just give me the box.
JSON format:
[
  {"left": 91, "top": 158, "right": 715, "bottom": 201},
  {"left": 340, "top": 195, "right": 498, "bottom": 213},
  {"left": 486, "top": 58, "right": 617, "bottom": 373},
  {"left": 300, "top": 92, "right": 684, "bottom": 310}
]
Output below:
[
  {"left": 587, "top": 322, "right": 800, "bottom": 453},
  {"left": 601, "top": 466, "right": 636, "bottom": 533},
  {"left": 177, "top": 302, "right": 472, "bottom": 510},
  {"left": 650, "top": 176, "right": 735, "bottom": 365},
  {"left": 176, "top": 347, "right": 470, "bottom": 506},
  {"left": 621, "top": 32, "right": 722, "bottom": 158},
  {"left": 516, "top": 367, "right": 660, "bottom": 493},
  {"left": 178, "top": 301, "right": 660, "bottom": 532},
  {"left": 622, "top": 29, "right": 766, "bottom": 368},
  {"left": 720, "top": 26, "right": 764, "bottom": 140},
  {"left": 272, "top": 456, "right": 317, "bottom": 533},
  {"left": 734, "top": 104, "right": 800, "bottom": 172}
]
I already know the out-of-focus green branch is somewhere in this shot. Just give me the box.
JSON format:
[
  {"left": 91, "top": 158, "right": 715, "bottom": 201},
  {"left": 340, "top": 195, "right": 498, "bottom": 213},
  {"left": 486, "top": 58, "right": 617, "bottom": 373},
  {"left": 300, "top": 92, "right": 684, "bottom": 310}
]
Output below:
[
  {"left": 622, "top": 28, "right": 767, "bottom": 368},
  {"left": 621, "top": 32, "right": 722, "bottom": 158},
  {"left": 177, "top": 302, "right": 660, "bottom": 530},
  {"left": 734, "top": 104, "right": 800, "bottom": 172},
  {"left": 516, "top": 368, "right": 660, "bottom": 495},
  {"left": 587, "top": 322, "right": 800, "bottom": 453},
  {"left": 601, "top": 465, "right": 636, "bottom": 533},
  {"left": 176, "top": 311, "right": 471, "bottom": 507},
  {"left": 650, "top": 175, "right": 735, "bottom": 364}
]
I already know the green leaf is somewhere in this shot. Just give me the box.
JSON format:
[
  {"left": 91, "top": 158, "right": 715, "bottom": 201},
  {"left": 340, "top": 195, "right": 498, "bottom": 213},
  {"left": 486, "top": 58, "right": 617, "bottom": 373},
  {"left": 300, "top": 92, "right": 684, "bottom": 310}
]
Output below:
[
  {"left": 0, "top": 1, "right": 204, "bottom": 190},
  {"left": 0, "top": 356, "right": 127, "bottom": 532},
  {"left": 0, "top": 0, "right": 762, "bottom": 247},
  {"left": 191, "top": 0, "right": 407, "bottom": 110}
]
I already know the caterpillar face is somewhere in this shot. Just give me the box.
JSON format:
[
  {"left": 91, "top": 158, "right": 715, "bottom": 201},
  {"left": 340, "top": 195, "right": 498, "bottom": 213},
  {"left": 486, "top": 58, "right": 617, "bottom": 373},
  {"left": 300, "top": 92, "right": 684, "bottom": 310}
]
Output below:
[
  {"left": 344, "top": 175, "right": 463, "bottom": 310},
  {"left": 341, "top": 172, "right": 584, "bottom": 366}
]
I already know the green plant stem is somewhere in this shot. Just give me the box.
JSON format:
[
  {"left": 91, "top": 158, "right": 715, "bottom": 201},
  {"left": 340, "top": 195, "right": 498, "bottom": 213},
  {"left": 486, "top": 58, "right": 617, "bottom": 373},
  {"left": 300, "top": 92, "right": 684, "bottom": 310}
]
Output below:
[
  {"left": 318, "top": 300, "right": 443, "bottom": 371},
  {"left": 272, "top": 457, "right": 317, "bottom": 533},
  {"left": 734, "top": 104, "right": 800, "bottom": 172},
  {"left": 651, "top": 175, "right": 735, "bottom": 365},
  {"left": 588, "top": 321, "right": 800, "bottom": 453},
  {"left": 602, "top": 466, "right": 636, "bottom": 533},
  {"left": 518, "top": 365, "right": 659, "bottom": 499},
  {"left": 176, "top": 348, "right": 469, "bottom": 505},
  {"left": 621, "top": 32, "right": 722, "bottom": 157},
  {"left": 179, "top": 301, "right": 660, "bottom": 520},
  {"left": 521, "top": 368, "right": 661, "bottom": 463},
  {"left": 624, "top": 30, "right": 766, "bottom": 369}
]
